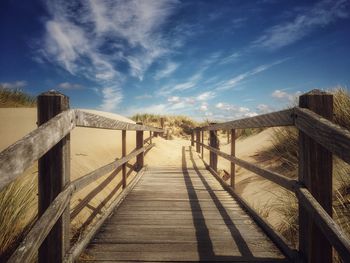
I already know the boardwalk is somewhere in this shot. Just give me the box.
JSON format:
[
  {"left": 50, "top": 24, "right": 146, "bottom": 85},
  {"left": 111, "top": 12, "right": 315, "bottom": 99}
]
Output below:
[{"left": 80, "top": 146, "right": 288, "bottom": 262}]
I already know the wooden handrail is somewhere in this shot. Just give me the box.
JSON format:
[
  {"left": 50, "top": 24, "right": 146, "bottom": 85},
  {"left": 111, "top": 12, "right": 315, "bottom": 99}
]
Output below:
[
  {"left": 199, "top": 142, "right": 297, "bottom": 192},
  {"left": 295, "top": 106, "right": 350, "bottom": 164},
  {"left": 72, "top": 143, "right": 154, "bottom": 192},
  {"left": 0, "top": 109, "right": 76, "bottom": 191},
  {"left": 193, "top": 90, "right": 350, "bottom": 263},
  {"left": 75, "top": 110, "right": 164, "bottom": 132},
  {"left": 199, "top": 108, "right": 294, "bottom": 131}
]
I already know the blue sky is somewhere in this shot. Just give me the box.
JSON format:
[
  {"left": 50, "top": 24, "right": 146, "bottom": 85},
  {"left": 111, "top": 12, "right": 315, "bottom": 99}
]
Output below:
[{"left": 0, "top": 0, "right": 349, "bottom": 120}]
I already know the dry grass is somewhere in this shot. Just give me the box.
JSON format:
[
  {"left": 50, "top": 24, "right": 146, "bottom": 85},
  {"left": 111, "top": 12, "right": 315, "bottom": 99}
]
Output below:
[
  {"left": 259, "top": 87, "right": 350, "bottom": 250},
  {"left": 0, "top": 174, "right": 37, "bottom": 261},
  {"left": 0, "top": 86, "right": 36, "bottom": 107},
  {"left": 131, "top": 113, "right": 198, "bottom": 139}
]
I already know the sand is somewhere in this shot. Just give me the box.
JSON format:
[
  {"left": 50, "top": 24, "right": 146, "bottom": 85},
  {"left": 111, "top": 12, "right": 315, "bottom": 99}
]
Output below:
[{"left": 0, "top": 108, "right": 282, "bottom": 233}]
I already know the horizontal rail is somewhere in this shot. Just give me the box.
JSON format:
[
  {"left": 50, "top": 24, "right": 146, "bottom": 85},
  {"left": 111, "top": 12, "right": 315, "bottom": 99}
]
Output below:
[
  {"left": 75, "top": 110, "right": 163, "bottom": 132},
  {"left": 72, "top": 143, "right": 155, "bottom": 192},
  {"left": 199, "top": 108, "right": 294, "bottom": 131},
  {"left": 0, "top": 109, "right": 76, "bottom": 191},
  {"left": 64, "top": 167, "right": 146, "bottom": 263},
  {"left": 200, "top": 143, "right": 297, "bottom": 191},
  {"left": 295, "top": 107, "right": 350, "bottom": 164},
  {"left": 295, "top": 187, "right": 350, "bottom": 260},
  {"left": 8, "top": 184, "right": 74, "bottom": 263}
]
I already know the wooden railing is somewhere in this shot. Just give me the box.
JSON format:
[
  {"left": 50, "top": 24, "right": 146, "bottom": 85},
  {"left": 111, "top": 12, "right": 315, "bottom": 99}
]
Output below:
[
  {"left": 191, "top": 90, "right": 350, "bottom": 263},
  {"left": 0, "top": 91, "right": 164, "bottom": 263}
]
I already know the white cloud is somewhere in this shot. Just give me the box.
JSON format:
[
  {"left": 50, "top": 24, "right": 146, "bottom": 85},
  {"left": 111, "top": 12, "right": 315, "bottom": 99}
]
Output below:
[
  {"left": 256, "top": 104, "right": 273, "bottom": 113},
  {"left": 215, "top": 102, "right": 258, "bottom": 119},
  {"left": 219, "top": 51, "right": 241, "bottom": 65},
  {"left": 0, "top": 81, "right": 27, "bottom": 89},
  {"left": 197, "top": 91, "right": 216, "bottom": 101},
  {"left": 199, "top": 102, "right": 208, "bottom": 112},
  {"left": 158, "top": 71, "right": 202, "bottom": 95},
  {"left": 135, "top": 94, "right": 153, "bottom": 100},
  {"left": 154, "top": 62, "right": 179, "bottom": 80},
  {"left": 40, "top": 0, "right": 179, "bottom": 111},
  {"left": 253, "top": 0, "right": 349, "bottom": 50},
  {"left": 271, "top": 89, "right": 302, "bottom": 101},
  {"left": 167, "top": 96, "right": 180, "bottom": 103},
  {"left": 57, "top": 82, "right": 83, "bottom": 90}
]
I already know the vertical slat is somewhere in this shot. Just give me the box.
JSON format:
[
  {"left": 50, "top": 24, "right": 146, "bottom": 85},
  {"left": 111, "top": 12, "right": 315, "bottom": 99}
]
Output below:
[
  {"left": 196, "top": 129, "right": 200, "bottom": 153},
  {"left": 201, "top": 130, "right": 204, "bottom": 159},
  {"left": 230, "top": 129, "right": 236, "bottom": 188},
  {"left": 209, "top": 123, "right": 218, "bottom": 172},
  {"left": 37, "top": 91, "right": 70, "bottom": 263},
  {"left": 136, "top": 122, "right": 144, "bottom": 171},
  {"left": 122, "top": 130, "right": 127, "bottom": 188},
  {"left": 191, "top": 131, "right": 194, "bottom": 146},
  {"left": 150, "top": 131, "right": 152, "bottom": 144},
  {"left": 298, "top": 90, "right": 333, "bottom": 263},
  {"left": 160, "top": 118, "right": 164, "bottom": 129},
  {"left": 227, "top": 130, "right": 230, "bottom": 144}
]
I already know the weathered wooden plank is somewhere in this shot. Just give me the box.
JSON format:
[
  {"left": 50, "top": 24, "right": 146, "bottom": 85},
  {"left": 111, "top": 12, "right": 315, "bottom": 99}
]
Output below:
[
  {"left": 136, "top": 122, "right": 144, "bottom": 171},
  {"left": 230, "top": 129, "right": 236, "bottom": 188},
  {"left": 72, "top": 144, "right": 154, "bottom": 191},
  {"left": 295, "top": 106, "right": 350, "bottom": 164},
  {"left": 64, "top": 168, "right": 146, "bottom": 263},
  {"left": 0, "top": 109, "right": 75, "bottom": 191},
  {"left": 37, "top": 91, "right": 71, "bottom": 263},
  {"left": 205, "top": 164, "right": 297, "bottom": 261},
  {"left": 296, "top": 187, "right": 350, "bottom": 262},
  {"left": 8, "top": 184, "right": 74, "bottom": 263},
  {"left": 201, "top": 143, "right": 297, "bottom": 191},
  {"left": 209, "top": 124, "right": 218, "bottom": 172},
  {"left": 200, "top": 109, "right": 294, "bottom": 131},
  {"left": 75, "top": 110, "right": 163, "bottom": 132},
  {"left": 122, "top": 130, "right": 127, "bottom": 188}
]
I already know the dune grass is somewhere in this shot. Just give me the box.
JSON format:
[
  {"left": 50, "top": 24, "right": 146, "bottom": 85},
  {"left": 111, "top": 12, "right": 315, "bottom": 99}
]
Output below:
[
  {"left": 260, "top": 87, "right": 350, "bottom": 250},
  {"left": 0, "top": 86, "right": 36, "bottom": 107}
]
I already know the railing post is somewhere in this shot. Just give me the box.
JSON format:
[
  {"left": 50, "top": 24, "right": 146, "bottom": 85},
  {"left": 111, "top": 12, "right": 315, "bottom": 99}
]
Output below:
[
  {"left": 298, "top": 90, "right": 333, "bottom": 263},
  {"left": 122, "top": 130, "right": 127, "bottom": 188},
  {"left": 201, "top": 130, "right": 204, "bottom": 159},
  {"left": 150, "top": 131, "right": 152, "bottom": 144},
  {"left": 136, "top": 122, "right": 144, "bottom": 171},
  {"left": 230, "top": 129, "right": 236, "bottom": 188},
  {"left": 209, "top": 123, "right": 218, "bottom": 172},
  {"left": 196, "top": 128, "right": 201, "bottom": 153},
  {"left": 227, "top": 130, "right": 230, "bottom": 144},
  {"left": 191, "top": 130, "right": 194, "bottom": 146},
  {"left": 37, "top": 91, "right": 70, "bottom": 263}
]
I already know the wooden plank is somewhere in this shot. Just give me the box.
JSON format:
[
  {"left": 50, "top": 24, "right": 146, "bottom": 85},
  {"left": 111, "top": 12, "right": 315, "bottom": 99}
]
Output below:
[
  {"left": 196, "top": 129, "right": 200, "bottom": 153},
  {"left": 64, "top": 168, "right": 146, "bottom": 263},
  {"left": 200, "top": 143, "right": 297, "bottom": 191},
  {"left": 8, "top": 185, "right": 74, "bottom": 263},
  {"left": 298, "top": 90, "right": 333, "bottom": 263},
  {"left": 0, "top": 109, "right": 75, "bottom": 191},
  {"left": 72, "top": 144, "right": 154, "bottom": 191},
  {"left": 295, "top": 106, "right": 350, "bottom": 164},
  {"left": 200, "top": 109, "right": 294, "bottom": 131},
  {"left": 201, "top": 130, "right": 204, "bottom": 159},
  {"left": 205, "top": 164, "right": 297, "bottom": 261},
  {"left": 37, "top": 91, "right": 70, "bottom": 263},
  {"left": 296, "top": 187, "right": 350, "bottom": 261},
  {"left": 209, "top": 123, "right": 218, "bottom": 172},
  {"left": 75, "top": 110, "right": 163, "bottom": 132}
]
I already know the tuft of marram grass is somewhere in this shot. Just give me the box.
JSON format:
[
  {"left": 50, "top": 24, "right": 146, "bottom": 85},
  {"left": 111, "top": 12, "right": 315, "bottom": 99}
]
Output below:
[
  {"left": 0, "top": 86, "right": 36, "bottom": 108},
  {"left": 0, "top": 174, "right": 37, "bottom": 260}
]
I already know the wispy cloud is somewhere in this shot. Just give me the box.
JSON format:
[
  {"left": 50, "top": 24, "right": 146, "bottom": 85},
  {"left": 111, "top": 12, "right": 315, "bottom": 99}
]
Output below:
[
  {"left": 56, "top": 82, "right": 83, "bottom": 90},
  {"left": 215, "top": 102, "right": 258, "bottom": 119},
  {"left": 158, "top": 71, "right": 202, "bottom": 95},
  {"left": 135, "top": 94, "right": 153, "bottom": 100},
  {"left": 253, "top": 0, "right": 349, "bottom": 50},
  {"left": 154, "top": 61, "right": 179, "bottom": 80},
  {"left": 271, "top": 89, "right": 302, "bottom": 101},
  {"left": 214, "top": 59, "right": 287, "bottom": 91},
  {"left": 0, "top": 81, "right": 27, "bottom": 89},
  {"left": 40, "top": 0, "right": 179, "bottom": 111}
]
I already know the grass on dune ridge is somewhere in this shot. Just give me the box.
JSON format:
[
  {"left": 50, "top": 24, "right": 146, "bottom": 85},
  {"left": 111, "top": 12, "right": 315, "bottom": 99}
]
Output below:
[{"left": 0, "top": 86, "right": 36, "bottom": 107}]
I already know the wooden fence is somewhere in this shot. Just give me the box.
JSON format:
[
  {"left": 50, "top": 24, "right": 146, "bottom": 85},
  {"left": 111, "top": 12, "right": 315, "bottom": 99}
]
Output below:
[
  {"left": 191, "top": 90, "right": 350, "bottom": 263},
  {"left": 0, "top": 91, "right": 164, "bottom": 263}
]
